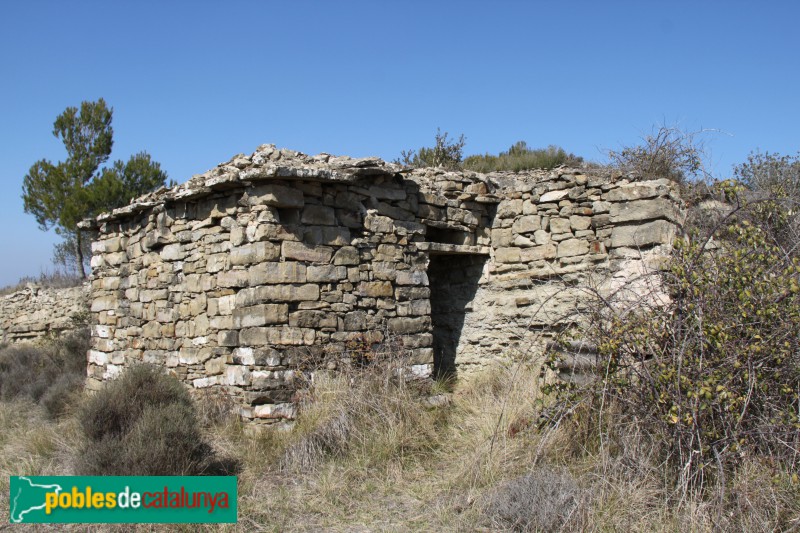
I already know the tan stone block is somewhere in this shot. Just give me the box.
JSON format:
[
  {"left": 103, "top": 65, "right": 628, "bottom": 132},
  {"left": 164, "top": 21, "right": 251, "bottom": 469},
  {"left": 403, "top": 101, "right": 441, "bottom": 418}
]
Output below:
[
  {"left": 239, "top": 326, "right": 315, "bottom": 346},
  {"left": 374, "top": 244, "right": 403, "bottom": 261},
  {"left": 225, "top": 365, "right": 251, "bottom": 386},
  {"left": 233, "top": 304, "right": 289, "bottom": 328},
  {"left": 539, "top": 189, "right": 570, "bottom": 203},
  {"left": 496, "top": 199, "right": 523, "bottom": 218},
  {"left": 360, "top": 281, "right": 393, "bottom": 297},
  {"left": 609, "top": 198, "right": 679, "bottom": 223},
  {"left": 371, "top": 262, "right": 397, "bottom": 281},
  {"left": 217, "top": 270, "right": 249, "bottom": 288},
  {"left": 230, "top": 242, "right": 280, "bottom": 265},
  {"left": 549, "top": 218, "right": 571, "bottom": 233},
  {"left": 610, "top": 220, "right": 676, "bottom": 248},
  {"left": 248, "top": 262, "right": 307, "bottom": 285},
  {"left": 365, "top": 214, "right": 395, "bottom": 233},
  {"left": 248, "top": 184, "right": 304, "bottom": 208},
  {"left": 569, "top": 215, "right": 591, "bottom": 231},
  {"left": 205, "top": 356, "right": 226, "bottom": 375},
  {"left": 282, "top": 241, "right": 333, "bottom": 263},
  {"left": 557, "top": 239, "right": 590, "bottom": 258},
  {"left": 320, "top": 227, "right": 351, "bottom": 246},
  {"left": 395, "top": 270, "right": 428, "bottom": 286},
  {"left": 495, "top": 247, "right": 521, "bottom": 263},
  {"left": 602, "top": 180, "right": 670, "bottom": 202},
  {"left": 521, "top": 244, "right": 557, "bottom": 262},
  {"left": 307, "top": 265, "right": 347, "bottom": 282},
  {"left": 333, "top": 246, "right": 360, "bottom": 265},
  {"left": 388, "top": 316, "right": 431, "bottom": 335},
  {"left": 533, "top": 229, "right": 551, "bottom": 245},
  {"left": 512, "top": 215, "right": 541, "bottom": 234},
  {"left": 289, "top": 310, "right": 338, "bottom": 329}
]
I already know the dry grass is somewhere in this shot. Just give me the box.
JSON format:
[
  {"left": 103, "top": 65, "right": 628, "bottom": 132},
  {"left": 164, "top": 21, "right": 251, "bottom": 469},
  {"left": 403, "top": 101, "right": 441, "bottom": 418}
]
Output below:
[
  {"left": 0, "top": 356, "right": 797, "bottom": 531},
  {"left": 0, "top": 400, "right": 84, "bottom": 524}
]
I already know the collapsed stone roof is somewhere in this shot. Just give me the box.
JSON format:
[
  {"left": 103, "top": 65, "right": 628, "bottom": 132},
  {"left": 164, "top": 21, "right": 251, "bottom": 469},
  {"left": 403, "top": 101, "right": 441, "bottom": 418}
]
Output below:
[{"left": 81, "top": 143, "right": 609, "bottom": 227}]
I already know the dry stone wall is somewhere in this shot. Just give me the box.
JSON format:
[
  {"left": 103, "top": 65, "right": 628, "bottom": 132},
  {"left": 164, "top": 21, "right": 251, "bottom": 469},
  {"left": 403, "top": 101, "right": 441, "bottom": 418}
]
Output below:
[
  {"left": 0, "top": 284, "right": 89, "bottom": 342},
  {"left": 449, "top": 170, "right": 683, "bottom": 372},
  {"left": 82, "top": 144, "right": 685, "bottom": 422},
  {"left": 82, "top": 145, "right": 496, "bottom": 422}
]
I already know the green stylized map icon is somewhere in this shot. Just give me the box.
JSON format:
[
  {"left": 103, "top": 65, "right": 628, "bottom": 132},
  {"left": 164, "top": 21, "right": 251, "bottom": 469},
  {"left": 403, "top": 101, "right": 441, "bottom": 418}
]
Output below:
[
  {"left": 9, "top": 476, "right": 63, "bottom": 523},
  {"left": 8, "top": 476, "right": 237, "bottom": 523}
]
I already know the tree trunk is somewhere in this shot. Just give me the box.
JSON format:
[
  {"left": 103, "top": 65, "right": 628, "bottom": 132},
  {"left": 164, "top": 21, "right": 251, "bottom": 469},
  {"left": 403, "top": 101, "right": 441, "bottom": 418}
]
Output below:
[{"left": 75, "top": 230, "right": 87, "bottom": 279}]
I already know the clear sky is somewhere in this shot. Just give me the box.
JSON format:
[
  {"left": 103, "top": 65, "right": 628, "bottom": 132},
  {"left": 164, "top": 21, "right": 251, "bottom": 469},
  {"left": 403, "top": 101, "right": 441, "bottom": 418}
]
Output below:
[{"left": 1, "top": 1, "right": 798, "bottom": 287}]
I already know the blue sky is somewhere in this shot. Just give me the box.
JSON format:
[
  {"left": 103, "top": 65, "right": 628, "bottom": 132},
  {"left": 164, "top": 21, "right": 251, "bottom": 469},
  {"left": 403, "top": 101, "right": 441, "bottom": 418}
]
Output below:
[{"left": 1, "top": 1, "right": 799, "bottom": 286}]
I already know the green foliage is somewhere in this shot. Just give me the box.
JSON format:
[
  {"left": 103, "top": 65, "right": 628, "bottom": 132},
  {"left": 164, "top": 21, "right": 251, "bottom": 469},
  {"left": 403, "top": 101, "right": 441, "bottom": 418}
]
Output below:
[
  {"left": 21, "top": 99, "right": 168, "bottom": 277},
  {"left": 0, "top": 329, "right": 89, "bottom": 418},
  {"left": 397, "top": 128, "right": 466, "bottom": 170},
  {"left": 76, "top": 365, "right": 215, "bottom": 475},
  {"left": 463, "top": 141, "right": 583, "bottom": 172},
  {"left": 548, "top": 184, "right": 800, "bottom": 489},
  {"left": 734, "top": 151, "right": 800, "bottom": 254},
  {"left": 90, "top": 151, "right": 169, "bottom": 211}
]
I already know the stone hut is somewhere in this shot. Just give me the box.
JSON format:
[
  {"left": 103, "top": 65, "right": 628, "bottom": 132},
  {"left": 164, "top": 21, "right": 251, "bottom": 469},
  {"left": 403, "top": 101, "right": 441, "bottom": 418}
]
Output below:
[{"left": 82, "top": 144, "right": 684, "bottom": 422}]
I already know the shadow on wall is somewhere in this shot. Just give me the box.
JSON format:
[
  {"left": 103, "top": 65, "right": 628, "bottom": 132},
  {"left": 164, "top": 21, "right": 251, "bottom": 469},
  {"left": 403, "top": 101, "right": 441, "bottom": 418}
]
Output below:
[{"left": 427, "top": 254, "right": 488, "bottom": 380}]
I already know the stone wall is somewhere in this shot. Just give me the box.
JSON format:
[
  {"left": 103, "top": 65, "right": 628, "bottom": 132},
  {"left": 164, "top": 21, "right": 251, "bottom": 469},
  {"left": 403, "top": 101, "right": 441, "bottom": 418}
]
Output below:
[
  {"left": 82, "top": 144, "right": 684, "bottom": 422},
  {"left": 449, "top": 170, "right": 683, "bottom": 372},
  {"left": 0, "top": 284, "right": 90, "bottom": 342}
]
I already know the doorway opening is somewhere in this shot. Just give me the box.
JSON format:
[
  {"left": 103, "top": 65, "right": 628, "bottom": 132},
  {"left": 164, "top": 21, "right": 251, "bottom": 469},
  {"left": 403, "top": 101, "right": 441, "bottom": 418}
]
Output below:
[{"left": 427, "top": 253, "right": 488, "bottom": 381}]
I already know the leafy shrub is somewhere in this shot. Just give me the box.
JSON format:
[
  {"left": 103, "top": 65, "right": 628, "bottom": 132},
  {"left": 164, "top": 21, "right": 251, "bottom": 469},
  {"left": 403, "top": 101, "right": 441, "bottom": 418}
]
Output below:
[
  {"left": 0, "top": 329, "right": 88, "bottom": 418},
  {"left": 76, "top": 364, "right": 215, "bottom": 475},
  {"left": 734, "top": 151, "right": 800, "bottom": 255},
  {"left": 547, "top": 182, "right": 800, "bottom": 490},
  {"left": 463, "top": 141, "right": 583, "bottom": 173}
]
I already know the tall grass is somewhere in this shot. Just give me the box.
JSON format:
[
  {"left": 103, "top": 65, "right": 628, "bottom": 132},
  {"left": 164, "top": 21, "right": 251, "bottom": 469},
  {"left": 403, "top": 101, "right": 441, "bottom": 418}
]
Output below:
[{"left": 0, "top": 330, "right": 796, "bottom": 530}]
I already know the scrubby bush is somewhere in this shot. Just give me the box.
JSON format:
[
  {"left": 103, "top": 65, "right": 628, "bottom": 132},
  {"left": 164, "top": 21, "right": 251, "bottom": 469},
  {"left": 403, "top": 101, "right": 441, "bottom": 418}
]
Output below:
[
  {"left": 546, "top": 181, "right": 800, "bottom": 495},
  {"left": 0, "top": 329, "right": 88, "bottom": 418},
  {"left": 76, "top": 364, "right": 215, "bottom": 475},
  {"left": 608, "top": 125, "right": 708, "bottom": 183},
  {"left": 397, "top": 128, "right": 466, "bottom": 170},
  {"left": 483, "top": 467, "right": 585, "bottom": 531},
  {"left": 735, "top": 151, "right": 800, "bottom": 256},
  {"left": 0, "top": 270, "right": 84, "bottom": 296}
]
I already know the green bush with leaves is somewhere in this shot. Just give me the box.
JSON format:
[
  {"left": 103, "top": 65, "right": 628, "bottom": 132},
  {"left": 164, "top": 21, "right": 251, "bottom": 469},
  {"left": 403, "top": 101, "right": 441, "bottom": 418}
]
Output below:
[
  {"left": 734, "top": 151, "right": 800, "bottom": 255},
  {"left": 548, "top": 182, "right": 800, "bottom": 489}
]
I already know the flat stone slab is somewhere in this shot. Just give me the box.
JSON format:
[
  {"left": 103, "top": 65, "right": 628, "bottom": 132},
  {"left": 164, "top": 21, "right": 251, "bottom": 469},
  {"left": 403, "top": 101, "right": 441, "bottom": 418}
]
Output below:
[{"left": 416, "top": 242, "right": 491, "bottom": 255}]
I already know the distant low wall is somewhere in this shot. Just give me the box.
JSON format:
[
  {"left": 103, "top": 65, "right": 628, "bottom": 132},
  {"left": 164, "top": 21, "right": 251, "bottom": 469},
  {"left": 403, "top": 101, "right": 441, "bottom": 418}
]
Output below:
[{"left": 0, "top": 284, "right": 90, "bottom": 342}]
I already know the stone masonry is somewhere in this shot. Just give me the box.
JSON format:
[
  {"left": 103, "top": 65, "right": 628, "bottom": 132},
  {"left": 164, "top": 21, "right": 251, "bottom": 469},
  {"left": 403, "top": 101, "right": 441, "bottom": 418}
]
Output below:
[
  {"left": 77, "top": 144, "right": 684, "bottom": 422},
  {"left": 0, "top": 284, "right": 89, "bottom": 343}
]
